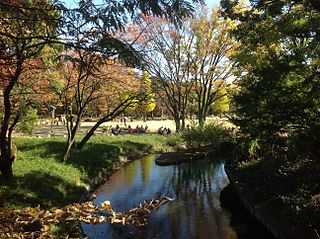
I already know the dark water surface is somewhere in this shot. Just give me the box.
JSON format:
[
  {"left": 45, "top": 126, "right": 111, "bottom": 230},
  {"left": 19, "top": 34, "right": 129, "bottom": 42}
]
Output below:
[{"left": 82, "top": 155, "right": 237, "bottom": 239}]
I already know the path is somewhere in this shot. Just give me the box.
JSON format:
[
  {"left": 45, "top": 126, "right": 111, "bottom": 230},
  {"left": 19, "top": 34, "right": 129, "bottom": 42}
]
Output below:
[{"left": 14, "top": 117, "right": 231, "bottom": 137}]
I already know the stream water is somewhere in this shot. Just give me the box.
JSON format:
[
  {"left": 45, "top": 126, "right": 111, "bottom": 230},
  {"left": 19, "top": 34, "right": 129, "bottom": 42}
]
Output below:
[{"left": 82, "top": 154, "right": 240, "bottom": 239}]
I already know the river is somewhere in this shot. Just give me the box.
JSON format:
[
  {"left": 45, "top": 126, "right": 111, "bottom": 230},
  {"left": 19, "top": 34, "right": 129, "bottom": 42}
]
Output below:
[{"left": 81, "top": 154, "right": 262, "bottom": 239}]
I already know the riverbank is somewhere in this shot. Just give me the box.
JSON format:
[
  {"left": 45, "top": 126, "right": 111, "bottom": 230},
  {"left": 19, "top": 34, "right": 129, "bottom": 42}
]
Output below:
[
  {"left": 157, "top": 145, "right": 320, "bottom": 239},
  {"left": 153, "top": 146, "right": 279, "bottom": 239},
  {"left": 225, "top": 156, "right": 320, "bottom": 239},
  {"left": 0, "top": 134, "right": 174, "bottom": 238},
  {"left": 155, "top": 145, "right": 217, "bottom": 165}
]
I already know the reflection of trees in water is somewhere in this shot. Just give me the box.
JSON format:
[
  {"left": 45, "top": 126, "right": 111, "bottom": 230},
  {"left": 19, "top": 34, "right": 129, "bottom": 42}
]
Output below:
[
  {"left": 154, "top": 160, "right": 235, "bottom": 239},
  {"left": 140, "top": 154, "right": 154, "bottom": 185},
  {"left": 88, "top": 157, "right": 236, "bottom": 239},
  {"left": 123, "top": 159, "right": 139, "bottom": 185}
]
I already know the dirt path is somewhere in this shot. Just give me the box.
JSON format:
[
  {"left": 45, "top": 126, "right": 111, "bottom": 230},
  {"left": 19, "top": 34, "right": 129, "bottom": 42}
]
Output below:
[
  {"left": 14, "top": 119, "right": 178, "bottom": 137},
  {"left": 14, "top": 117, "right": 231, "bottom": 137}
]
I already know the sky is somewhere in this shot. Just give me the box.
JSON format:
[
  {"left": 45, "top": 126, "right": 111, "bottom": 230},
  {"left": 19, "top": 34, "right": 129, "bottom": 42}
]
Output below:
[{"left": 206, "top": 0, "right": 221, "bottom": 8}]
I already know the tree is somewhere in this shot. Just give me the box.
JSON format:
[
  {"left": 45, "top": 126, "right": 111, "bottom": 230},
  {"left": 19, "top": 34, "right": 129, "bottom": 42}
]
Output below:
[
  {"left": 134, "top": 71, "right": 156, "bottom": 120},
  {"left": 132, "top": 7, "right": 236, "bottom": 129},
  {"left": 51, "top": 1, "right": 205, "bottom": 160},
  {"left": 133, "top": 15, "right": 198, "bottom": 131},
  {"left": 0, "top": 0, "right": 60, "bottom": 177},
  {"left": 189, "top": 7, "right": 236, "bottom": 125},
  {"left": 211, "top": 87, "right": 230, "bottom": 116},
  {"left": 221, "top": 0, "right": 320, "bottom": 152},
  {"left": 55, "top": 49, "right": 107, "bottom": 161},
  {"left": 76, "top": 61, "right": 149, "bottom": 150}
]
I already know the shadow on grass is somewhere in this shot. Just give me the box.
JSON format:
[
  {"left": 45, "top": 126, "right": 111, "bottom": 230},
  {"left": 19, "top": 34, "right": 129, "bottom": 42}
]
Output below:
[
  {"left": 0, "top": 171, "right": 84, "bottom": 208},
  {"left": 16, "top": 138, "right": 153, "bottom": 179},
  {"left": 5, "top": 138, "right": 154, "bottom": 208},
  {"left": 68, "top": 140, "right": 153, "bottom": 180},
  {"left": 16, "top": 139, "right": 66, "bottom": 160}
]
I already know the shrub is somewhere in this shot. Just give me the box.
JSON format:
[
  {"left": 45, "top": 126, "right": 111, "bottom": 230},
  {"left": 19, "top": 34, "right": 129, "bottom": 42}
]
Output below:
[
  {"left": 17, "top": 107, "right": 39, "bottom": 135},
  {"left": 182, "top": 123, "right": 229, "bottom": 148},
  {"left": 165, "top": 134, "right": 184, "bottom": 149}
]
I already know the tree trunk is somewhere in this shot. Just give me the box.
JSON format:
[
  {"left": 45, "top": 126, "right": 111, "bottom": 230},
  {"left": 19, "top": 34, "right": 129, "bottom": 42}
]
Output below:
[
  {"left": 63, "top": 115, "right": 81, "bottom": 161},
  {"left": 181, "top": 118, "right": 186, "bottom": 130},
  {"left": 63, "top": 138, "right": 75, "bottom": 162},
  {"left": 174, "top": 116, "right": 181, "bottom": 132},
  {"left": 0, "top": 156, "right": 14, "bottom": 178},
  {"left": 198, "top": 112, "right": 204, "bottom": 126},
  {"left": 0, "top": 60, "right": 22, "bottom": 177},
  {"left": 197, "top": 106, "right": 208, "bottom": 127},
  {"left": 77, "top": 99, "right": 134, "bottom": 150},
  {"left": 181, "top": 111, "right": 186, "bottom": 130},
  {"left": 77, "top": 119, "right": 103, "bottom": 150}
]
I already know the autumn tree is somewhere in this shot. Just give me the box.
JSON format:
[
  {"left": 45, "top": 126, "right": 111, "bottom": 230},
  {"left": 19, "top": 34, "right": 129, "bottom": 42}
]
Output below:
[
  {"left": 132, "top": 7, "right": 236, "bottom": 129},
  {"left": 0, "top": 0, "right": 205, "bottom": 175},
  {"left": 52, "top": 49, "right": 104, "bottom": 160},
  {"left": 77, "top": 62, "right": 150, "bottom": 150},
  {"left": 0, "top": 0, "right": 61, "bottom": 177},
  {"left": 59, "top": 0, "right": 206, "bottom": 154},
  {"left": 51, "top": 46, "right": 148, "bottom": 159},
  {"left": 210, "top": 87, "right": 230, "bottom": 116},
  {"left": 133, "top": 71, "right": 156, "bottom": 120},
  {"left": 190, "top": 8, "right": 236, "bottom": 125},
  {"left": 133, "top": 16, "right": 197, "bottom": 131}
]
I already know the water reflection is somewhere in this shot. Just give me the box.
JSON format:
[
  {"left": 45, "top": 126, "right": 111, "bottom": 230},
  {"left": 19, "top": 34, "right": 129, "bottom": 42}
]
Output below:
[{"left": 82, "top": 155, "right": 236, "bottom": 239}]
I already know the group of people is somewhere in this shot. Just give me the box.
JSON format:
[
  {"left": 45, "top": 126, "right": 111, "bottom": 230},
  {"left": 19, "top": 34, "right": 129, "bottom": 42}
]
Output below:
[
  {"left": 157, "top": 126, "right": 171, "bottom": 135},
  {"left": 105, "top": 124, "right": 149, "bottom": 136},
  {"left": 106, "top": 124, "right": 175, "bottom": 136},
  {"left": 127, "top": 125, "right": 148, "bottom": 134}
]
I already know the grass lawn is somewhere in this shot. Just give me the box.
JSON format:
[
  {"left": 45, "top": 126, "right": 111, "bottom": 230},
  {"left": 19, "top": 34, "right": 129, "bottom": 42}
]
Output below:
[{"left": 0, "top": 134, "right": 174, "bottom": 209}]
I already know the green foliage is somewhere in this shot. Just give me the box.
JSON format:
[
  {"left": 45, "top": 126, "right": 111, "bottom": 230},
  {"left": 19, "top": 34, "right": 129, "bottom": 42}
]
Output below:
[
  {"left": 136, "top": 71, "right": 156, "bottom": 113},
  {"left": 222, "top": 0, "right": 320, "bottom": 153},
  {"left": 211, "top": 88, "right": 230, "bottom": 115},
  {"left": 221, "top": 0, "right": 320, "bottom": 233},
  {"left": 235, "top": 137, "right": 261, "bottom": 160},
  {"left": 17, "top": 108, "right": 39, "bottom": 135},
  {"left": 165, "top": 134, "right": 184, "bottom": 148},
  {"left": 182, "top": 123, "right": 229, "bottom": 148},
  {"left": 232, "top": 156, "right": 320, "bottom": 234}
]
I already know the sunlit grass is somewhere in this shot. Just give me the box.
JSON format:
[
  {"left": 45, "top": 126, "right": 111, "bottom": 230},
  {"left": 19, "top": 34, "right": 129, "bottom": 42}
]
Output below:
[{"left": 0, "top": 134, "right": 175, "bottom": 209}]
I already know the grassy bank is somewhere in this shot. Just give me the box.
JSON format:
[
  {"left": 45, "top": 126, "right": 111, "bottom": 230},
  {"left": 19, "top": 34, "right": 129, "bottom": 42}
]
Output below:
[
  {"left": 228, "top": 155, "right": 320, "bottom": 238},
  {"left": 0, "top": 134, "right": 173, "bottom": 209}
]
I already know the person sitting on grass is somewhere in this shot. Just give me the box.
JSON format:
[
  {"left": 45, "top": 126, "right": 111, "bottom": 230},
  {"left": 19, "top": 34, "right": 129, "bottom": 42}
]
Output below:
[
  {"left": 140, "top": 125, "right": 146, "bottom": 133},
  {"left": 127, "top": 125, "right": 132, "bottom": 134},
  {"left": 133, "top": 125, "right": 139, "bottom": 133},
  {"left": 158, "top": 126, "right": 164, "bottom": 135},
  {"left": 111, "top": 125, "right": 121, "bottom": 135}
]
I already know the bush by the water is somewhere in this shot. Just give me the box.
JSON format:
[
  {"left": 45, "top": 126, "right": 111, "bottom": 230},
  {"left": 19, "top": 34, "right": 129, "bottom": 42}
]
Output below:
[
  {"left": 182, "top": 123, "right": 229, "bottom": 148},
  {"left": 165, "top": 134, "right": 184, "bottom": 149}
]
